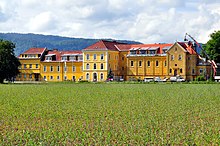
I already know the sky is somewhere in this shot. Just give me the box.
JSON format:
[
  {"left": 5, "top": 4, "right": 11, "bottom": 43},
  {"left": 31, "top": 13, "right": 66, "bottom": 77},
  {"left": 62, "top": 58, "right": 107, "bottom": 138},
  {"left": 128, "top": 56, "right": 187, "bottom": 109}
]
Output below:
[{"left": 0, "top": 0, "right": 220, "bottom": 44}]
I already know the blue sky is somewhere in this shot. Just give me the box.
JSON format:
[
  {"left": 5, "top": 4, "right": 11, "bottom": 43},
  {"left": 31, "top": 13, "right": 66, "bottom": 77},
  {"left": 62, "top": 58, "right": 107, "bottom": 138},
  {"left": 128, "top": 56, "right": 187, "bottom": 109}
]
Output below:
[{"left": 0, "top": 0, "right": 220, "bottom": 43}]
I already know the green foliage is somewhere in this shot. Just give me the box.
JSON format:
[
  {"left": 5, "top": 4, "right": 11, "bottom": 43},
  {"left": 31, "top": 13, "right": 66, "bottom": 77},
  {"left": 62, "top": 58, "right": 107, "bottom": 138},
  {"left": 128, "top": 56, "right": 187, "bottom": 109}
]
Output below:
[
  {"left": 0, "top": 40, "right": 21, "bottom": 83},
  {"left": 0, "top": 83, "right": 219, "bottom": 145},
  {"left": 0, "top": 33, "right": 142, "bottom": 56},
  {"left": 195, "top": 75, "right": 206, "bottom": 81},
  {"left": 107, "top": 68, "right": 113, "bottom": 79},
  {"left": 204, "top": 30, "right": 220, "bottom": 63}
]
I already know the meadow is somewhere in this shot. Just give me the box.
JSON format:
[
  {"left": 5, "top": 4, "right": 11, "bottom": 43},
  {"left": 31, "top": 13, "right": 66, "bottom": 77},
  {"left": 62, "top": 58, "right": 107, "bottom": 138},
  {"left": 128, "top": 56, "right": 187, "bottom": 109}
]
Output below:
[{"left": 0, "top": 83, "right": 219, "bottom": 145}]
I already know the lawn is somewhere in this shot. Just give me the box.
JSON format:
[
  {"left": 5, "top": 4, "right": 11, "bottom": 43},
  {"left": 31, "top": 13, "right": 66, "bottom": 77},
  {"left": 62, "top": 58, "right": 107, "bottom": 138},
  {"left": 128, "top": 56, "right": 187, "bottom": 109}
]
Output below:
[{"left": 0, "top": 83, "right": 219, "bottom": 145}]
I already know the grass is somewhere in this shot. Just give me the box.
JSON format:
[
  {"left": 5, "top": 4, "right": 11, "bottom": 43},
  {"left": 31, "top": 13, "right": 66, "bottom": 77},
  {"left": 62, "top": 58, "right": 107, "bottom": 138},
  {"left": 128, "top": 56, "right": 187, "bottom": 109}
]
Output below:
[{"left": 0, "top": 83, "right": 219, "bottom": 145}]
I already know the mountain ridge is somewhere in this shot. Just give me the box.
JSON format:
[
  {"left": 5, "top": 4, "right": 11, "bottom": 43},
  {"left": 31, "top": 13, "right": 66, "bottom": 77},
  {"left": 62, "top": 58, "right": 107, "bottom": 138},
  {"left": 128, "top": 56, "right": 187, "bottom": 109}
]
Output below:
[{"left": 0, "top": 33, "right": 142, "bottom": 55}]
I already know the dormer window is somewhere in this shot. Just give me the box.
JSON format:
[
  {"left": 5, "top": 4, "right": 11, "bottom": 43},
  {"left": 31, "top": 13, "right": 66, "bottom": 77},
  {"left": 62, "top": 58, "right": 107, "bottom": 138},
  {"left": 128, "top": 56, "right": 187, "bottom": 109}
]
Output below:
[
  {"left": 148, "top": 47, "right": 159, "bottom": 54},
  {"left": 61, "top": 56, "right": 68, "bottom": 61},
  {"left": 69, "top": 56, "right": 75, "bottom": 61},
  {"left": 46, "top": 56, "right": 52, "bottom": 61}
]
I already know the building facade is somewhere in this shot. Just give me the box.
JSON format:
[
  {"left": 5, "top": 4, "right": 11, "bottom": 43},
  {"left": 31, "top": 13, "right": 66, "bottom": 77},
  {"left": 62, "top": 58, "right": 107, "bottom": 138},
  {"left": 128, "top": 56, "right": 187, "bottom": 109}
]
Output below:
[{"left": 16, "top": 40, "right": 212, "bottom": 82}]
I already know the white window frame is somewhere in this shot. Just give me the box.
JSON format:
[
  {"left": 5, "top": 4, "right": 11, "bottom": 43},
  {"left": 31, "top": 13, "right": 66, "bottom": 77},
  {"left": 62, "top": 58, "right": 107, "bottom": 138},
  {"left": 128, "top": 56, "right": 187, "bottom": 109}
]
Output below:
[
  {"left": 44, "top": 66, "right": 47, "bottom": 72},
  {"left": 72, "top": 66, "right": 76, "bottom": 72},
  {"left": 101, "top": 54, "right": 104, "bottom": 60},
  {"left": 50, "top": 66, "right": 53, "bottom": 72},
  {"left": 93, "top": 54, "right": 97, "bottom": 60},
  {"left": 86, "top": 54, "right": 89, "bottom": 60},
  {"left": 86, "top": 73, "right": 90, "bottom": 80}
]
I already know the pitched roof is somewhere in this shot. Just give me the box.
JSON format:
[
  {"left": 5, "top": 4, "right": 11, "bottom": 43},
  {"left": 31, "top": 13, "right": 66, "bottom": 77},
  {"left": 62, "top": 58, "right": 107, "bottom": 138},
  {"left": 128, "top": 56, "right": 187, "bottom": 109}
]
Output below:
[
  {"left": 116, "top": 43, "right": 173, "bottom": 54},
  {"left": 44, "top": 50, "right": 82, "bottom": 62},
  {"left": 177, "top": 42, "right": 197, "bottom": 55},
  {"left": 83, "top": 40, "right": 126, "bottom": 51},
  {"left": 22, "top": 48, "right": 46, "bottom": 55}
]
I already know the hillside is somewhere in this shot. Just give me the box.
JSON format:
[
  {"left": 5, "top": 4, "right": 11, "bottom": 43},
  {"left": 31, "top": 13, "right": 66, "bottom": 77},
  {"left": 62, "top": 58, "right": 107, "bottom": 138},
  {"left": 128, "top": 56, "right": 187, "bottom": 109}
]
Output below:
[{"left": 0, "top": 33, "right": 141, "bottom": 55}]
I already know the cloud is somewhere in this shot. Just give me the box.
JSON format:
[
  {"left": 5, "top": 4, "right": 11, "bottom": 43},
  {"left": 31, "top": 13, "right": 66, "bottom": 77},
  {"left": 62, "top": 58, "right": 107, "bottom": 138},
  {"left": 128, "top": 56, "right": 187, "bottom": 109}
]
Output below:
[{"left": 0, "top": 0, "right": 220, "bottom": 43}]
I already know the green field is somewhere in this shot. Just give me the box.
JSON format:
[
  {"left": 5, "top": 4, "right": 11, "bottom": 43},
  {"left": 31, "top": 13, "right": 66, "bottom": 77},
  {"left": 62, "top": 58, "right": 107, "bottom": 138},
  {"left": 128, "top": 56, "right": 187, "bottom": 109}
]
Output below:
[{"left": 0, "top": 83, "right": 219, "bottom": 145}]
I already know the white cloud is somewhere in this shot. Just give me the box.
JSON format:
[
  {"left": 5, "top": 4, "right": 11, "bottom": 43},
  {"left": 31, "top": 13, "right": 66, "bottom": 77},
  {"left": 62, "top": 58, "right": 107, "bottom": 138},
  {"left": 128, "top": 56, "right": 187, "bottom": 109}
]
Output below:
[{"left": 0, "top": 0, "right": 220, "bottom": 43}]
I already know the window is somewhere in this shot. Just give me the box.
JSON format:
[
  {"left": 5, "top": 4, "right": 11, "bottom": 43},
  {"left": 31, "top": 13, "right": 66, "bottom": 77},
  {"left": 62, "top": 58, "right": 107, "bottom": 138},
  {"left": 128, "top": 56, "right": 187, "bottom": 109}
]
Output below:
[
  {"left": 50, "top": 76, "right": 53, "bottom": 80},
  {"left": 72, "top": 66, "right": 76, "bottom": 72},
  {"left": 24, "top": 64, "right": 27, "bottom": 69},
  {"left": 29, "top": 74, "right": 32, "bottom": 79},
  {"left": 36, "top": 64, "right": 39, "bottom": 69},
  {"left": 175, "top": 64, "right": 177, "bottom": 67},
  {"left": 180, "top": 68, "right": 183, "bottom": 73},
  {"left": 18, "top": 74, "right": 21, "bottom": 78},
  {"left": 164, "top": 61, "right": 167, "bottom": 66},
  {"left": 188, "top": 56, "right": 190, "bottom": 60},
  {"left": 64, "top": 66, "right": 67, "bottom": 72},
  {"left": 178, "top": 55, "right": 182, "bottom": 60},
  {"left": 72, "top": 76, "right": 76, "bottom": 81},
  {"left": 24, "top": 74, "right": 26, "bottom": 79},
  {"left": 57, "top": 76, "right": 60, "bottom": 80},
  {"left": 81, "top": 66, "right": 83, "bottom": 71},
  {"left": 44, "top": 76, "right": 46, "bottom": 80},
  {"left": 175, "top": 47, "right": 177, "bottom": 51},
  {"left": 29, "top": 64, "right": 32, "bottom": 69},
  {"left": 171, "top": 55, "right": 174, "bottom": 61},
  {"left": 122, "top": 57, "right": 124, "bottom": 61},
  {"left": 101, "top": 63, "right": 104, "bottom": 70},
  {"left": 170, "top": 69, "right": 172, "bottom": 73},
  {"left": 199, "top": 68, "right": 203, "bottom": 74},
  {"left": 46, "top": 56, "right": 52, "bottom": 61},
  {"left": 86, "top": 63, "right": 90, "bottom": 70},
  {"left": 69, "top": 56, "right": 75, "bottom": 61},
  {"left": 86, "top": 73, "right": 89, "bottom": 80},
  {"left": 139, "top": 61, "right": 142, "bottom": 67},
  {"left": 192, "top": 69, "right": 195, "bottom": 74},
  {"left": 61, "top": 56, "right": 67, "bottom": 61},
  {"left": 101, "top": 54, "right": 104, "bottom": 60},
  {"left": 147, "top": 61, "right": 150, "bottom": 67},
  {"left": 57, "top": 66, "right": 60, "bottom": 72},
  {"left": 94, "top": 63, "right": 97, "bottom": 69},
  {"left": 50, "top": 66, "right": 53, "bottom": 72},
  {"left": 100, "top": 73, "right": 104, "bottom": 80},
  {"left": 86, "top": 54, "right": 89, "bottom": 60},
  {"left": 64, "top": 76, "right": 67, "bottom": 80},
  {"left": 131, "top": 61, "right": 134, "bottom": 67},
  {"left": 79, "top": 55, "right": 83, "bottom": 61},
  {"left": 44, "top": 66, "right": 46, "bottom": 72},
  {"left": 93, "top": 54, "right": 97, "bottom": 60},
  {"left": 156, "top": 60, "right": 159, "bottom": 67}
]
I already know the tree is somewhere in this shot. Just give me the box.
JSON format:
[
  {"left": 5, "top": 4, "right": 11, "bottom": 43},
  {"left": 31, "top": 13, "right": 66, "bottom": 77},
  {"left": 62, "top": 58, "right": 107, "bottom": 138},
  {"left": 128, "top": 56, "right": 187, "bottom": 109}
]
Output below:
[
  {"left": 204, "top": 30, "right": 220, "bottom": 63},
  {"left": 107, "top": 68, "right": 113, "bottom": 80},
  {"left": 0, "top": 40, "right": 21, "bottom": 83}
]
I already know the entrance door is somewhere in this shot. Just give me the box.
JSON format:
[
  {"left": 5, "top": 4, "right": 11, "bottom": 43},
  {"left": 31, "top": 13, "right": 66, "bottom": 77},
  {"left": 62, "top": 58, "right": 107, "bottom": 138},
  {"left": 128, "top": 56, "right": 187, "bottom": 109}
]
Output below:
[
  {"left": 34, "top": 74, "right": 39, "bottom": 81},
  {"left": 72, "top": 76, "right": 76, "bottom": 82},
  {"left": 93, "top": 73, "right": 97, "bottom": 82},
  {"left": 174, "top": 69, "right": 178, "bottom": 76}
]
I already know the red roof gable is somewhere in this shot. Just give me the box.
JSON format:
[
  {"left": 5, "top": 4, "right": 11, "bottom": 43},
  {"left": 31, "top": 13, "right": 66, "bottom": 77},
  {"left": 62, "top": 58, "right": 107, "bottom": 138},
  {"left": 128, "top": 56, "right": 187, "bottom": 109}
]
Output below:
[
  {"left": 177, "top": 42, "right": 197, "bottom": 55},
  {"left": 83, "top": 40, "right": 125, "bottom": 51},
  {"left": 22, "top": 48, "right": 46, "bottom": 55}
]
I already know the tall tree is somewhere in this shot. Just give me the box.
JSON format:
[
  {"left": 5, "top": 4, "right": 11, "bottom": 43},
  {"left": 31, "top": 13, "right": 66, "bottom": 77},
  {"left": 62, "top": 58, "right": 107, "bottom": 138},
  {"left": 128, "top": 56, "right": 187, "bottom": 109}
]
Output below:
[
  {"left": 0, "top": 40, "right": 21, "bottom": 83},
  {"left": 204, "top": 30, "right": 220, "bottom": 63}
]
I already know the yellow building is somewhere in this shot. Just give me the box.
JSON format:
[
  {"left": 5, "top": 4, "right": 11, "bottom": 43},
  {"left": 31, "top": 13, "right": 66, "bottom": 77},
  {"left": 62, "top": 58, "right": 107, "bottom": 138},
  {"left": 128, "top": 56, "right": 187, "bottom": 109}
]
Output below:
[
  {"left": 17, "top": 48, "right": 47, "bottom": 81},
  {"left": 17, "top": 40, "right": 212, "bottom": 82},
  {"left": 40, "top": 50, "right": 83, "bottom": 82},
  {"left": 82, "top": 40, "right": 122, "bottom": 82}
]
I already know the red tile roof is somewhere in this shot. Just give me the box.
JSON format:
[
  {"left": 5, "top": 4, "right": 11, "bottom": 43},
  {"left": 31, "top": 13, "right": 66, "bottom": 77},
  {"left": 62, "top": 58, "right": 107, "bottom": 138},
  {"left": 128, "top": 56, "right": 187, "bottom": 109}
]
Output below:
[
  {"left": 116, "top": 43, "right": 173, "bottom": 54},
  {"left": 83, "top": 40, "right": 126, "bottom": 51},
  {"left": 22, "top": 48, "right": 47, "bottom": 55},
  {"left": 44, "top": 50, "right": 82, "bottom": 62},
  {"left": 177, "top": 42, "right": 197, "bottom": 55}
]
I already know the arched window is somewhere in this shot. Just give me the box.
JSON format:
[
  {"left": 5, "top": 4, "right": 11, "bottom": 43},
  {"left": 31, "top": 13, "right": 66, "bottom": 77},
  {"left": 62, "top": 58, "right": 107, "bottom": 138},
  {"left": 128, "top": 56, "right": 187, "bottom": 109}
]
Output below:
[
  {"left": 94, "top": 63, "right": 97, "bottom": 69},
  {"left": 86, "top": 73, "right": 89, "bottom": 80},
  {"left": 86, "top": 63, "right": 90, "bottom": 70},
  {"left": 100, "top": 73, "right": 104, "bottom": 80}
]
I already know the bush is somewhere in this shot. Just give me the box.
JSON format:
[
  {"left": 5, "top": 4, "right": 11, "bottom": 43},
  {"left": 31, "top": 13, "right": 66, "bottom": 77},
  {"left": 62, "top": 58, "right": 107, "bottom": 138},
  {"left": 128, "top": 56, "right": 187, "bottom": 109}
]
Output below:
[{"left": 195, "top": 76, "right": 206, "bottom": 81}]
